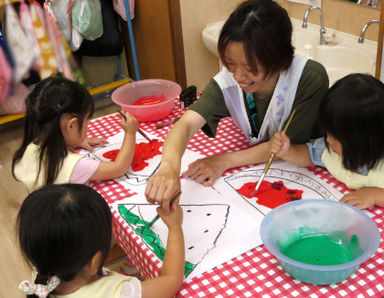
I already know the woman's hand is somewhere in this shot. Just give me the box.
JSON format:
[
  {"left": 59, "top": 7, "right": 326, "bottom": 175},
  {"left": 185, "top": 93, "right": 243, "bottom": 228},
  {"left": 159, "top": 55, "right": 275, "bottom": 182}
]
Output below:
[
  {"left": 269, "top": 131, "right": 291, "bottom": 158},
  {"left": 80, "top": 137, "right": 108, "bottom": 152},
  {"left": 145, "top": 110, "right": 207, "bottom": 213},
  {"left": 182, "top": 154, "right": 229, "bottom": 186},
  {"left": 145, "top": 161, "right": 181, "bottom": 214},
  {"left": 340, "top": 187, "right": 384, "bottom": 209}
]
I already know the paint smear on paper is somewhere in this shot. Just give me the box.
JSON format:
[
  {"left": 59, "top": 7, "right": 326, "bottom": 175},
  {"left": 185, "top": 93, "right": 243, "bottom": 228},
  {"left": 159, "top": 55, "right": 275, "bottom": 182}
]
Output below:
[
  {"left": 102, "top": 140, "right": 163, "bottom": 171},
  {"left": 237, "top": 180, "right": 303, "bottom": 208},
  {"left": 118, "top": 205, "right": 195, "bottom": 275},
  {"left": 102, "top": 149, "right": 119, "bottom": 161}
]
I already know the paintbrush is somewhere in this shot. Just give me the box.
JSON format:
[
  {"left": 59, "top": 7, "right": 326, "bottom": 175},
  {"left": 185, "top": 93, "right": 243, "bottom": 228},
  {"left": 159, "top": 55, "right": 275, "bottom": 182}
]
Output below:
[
  {"left": 146, "top": 191, "right": 182, "bottom": 228},
  {"left": 251, "top": 109, "right": 296, "bottom": 195},
  {"left": 155, "top": 116, "right": 181, "bottom": 129},
  {"left": 117, "top": 110, "right": 151, "bottom": 142}
]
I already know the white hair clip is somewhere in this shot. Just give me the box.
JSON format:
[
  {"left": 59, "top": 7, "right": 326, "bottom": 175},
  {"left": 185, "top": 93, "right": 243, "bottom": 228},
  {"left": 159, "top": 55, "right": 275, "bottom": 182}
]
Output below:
[{"left": 18, "top": 276, "right": 60, "bottom": 298}]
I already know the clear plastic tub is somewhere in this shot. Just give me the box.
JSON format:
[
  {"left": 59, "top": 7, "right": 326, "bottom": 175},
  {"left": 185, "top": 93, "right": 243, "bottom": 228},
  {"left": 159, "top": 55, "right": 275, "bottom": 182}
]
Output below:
[
  {"left": 260, "top": 199, "right": 380, "bottom": 285},
  {"left": 111, "top": 79, "right": 182, "bottom": 122}
]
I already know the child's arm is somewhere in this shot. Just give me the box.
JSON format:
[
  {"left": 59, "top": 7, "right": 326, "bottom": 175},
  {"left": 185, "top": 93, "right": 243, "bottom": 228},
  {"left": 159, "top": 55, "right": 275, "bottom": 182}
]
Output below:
[
  {"left": 140, "top": 206, "right": 185, "bottom": 298},
  {"left": 79, "top": 137, "right": 108, "bottom": 152},
  {"left": 90, "top": 112, "right": 138, "bottom": 180},
  {"left": 269, "top": 131, "right": 315, "bottom": 167},
  {"left": 340, "top": 187, "right": 384, "bottom": 209}
]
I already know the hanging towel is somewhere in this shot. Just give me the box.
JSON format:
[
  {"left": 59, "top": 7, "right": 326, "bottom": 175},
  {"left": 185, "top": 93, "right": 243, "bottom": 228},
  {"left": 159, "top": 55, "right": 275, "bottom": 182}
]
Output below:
[
  {"left": 5, "top": 2, "right": 34, "bottom": 83},
  {"left": 44, "top": 2, "right": 85, "bottom": 85},
  {"left": 44, "top": 1, "right": 72, "bottom": 79},
  {"left": 50, "top": 0, "right": 84, "bottom": 51},
  {"left": 30, "top": 1, "right": 58, "bottom": 79},
  {"left": 19, "top": 0, "right": 41, "bottom": 71},
  {"left": 0, "top": 27, "right": 14, "bottom": 69},
  {"left": 0, "top": 47, "right": 12, "bottom": 103},
  {"left": 71, "top": 0, "right": 103, "bottom": 40},
  {"left": 75, "top": 0, "right": 123, "bottom": 57},
  {"left": 113, "top": 0, "right": 135, "bottom": 20},
  {"left": 0, "top": 83, "right": 29, "bottom": 115}
]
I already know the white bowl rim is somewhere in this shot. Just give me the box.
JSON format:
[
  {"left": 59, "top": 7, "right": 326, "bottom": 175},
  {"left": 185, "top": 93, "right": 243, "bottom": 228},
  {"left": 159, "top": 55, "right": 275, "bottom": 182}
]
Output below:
[{"left": 260, "top": 199, "right": 381, "bottom": 271}]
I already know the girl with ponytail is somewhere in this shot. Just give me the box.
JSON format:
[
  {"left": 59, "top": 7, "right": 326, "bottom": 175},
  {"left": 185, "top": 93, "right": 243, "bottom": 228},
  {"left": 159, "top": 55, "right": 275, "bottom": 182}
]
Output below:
[
  {"left": 12, "top": 77, "right": 138, "bottom": 192},
  {"left": 17, "top": 184, "right": 184, "bottom": 297}
]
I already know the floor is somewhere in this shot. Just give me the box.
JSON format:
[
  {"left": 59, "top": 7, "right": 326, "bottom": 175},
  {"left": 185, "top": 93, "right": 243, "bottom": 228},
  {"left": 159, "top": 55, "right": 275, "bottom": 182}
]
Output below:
[{"left": 0, "top": 96, "right": 133, "bottom": 297}]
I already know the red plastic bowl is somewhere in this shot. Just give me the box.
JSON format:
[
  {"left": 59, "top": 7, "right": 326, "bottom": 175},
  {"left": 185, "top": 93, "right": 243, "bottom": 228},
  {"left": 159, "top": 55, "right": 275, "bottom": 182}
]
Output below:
[{"left": 111, "top": 79, "right": 182, "bottom": 122}]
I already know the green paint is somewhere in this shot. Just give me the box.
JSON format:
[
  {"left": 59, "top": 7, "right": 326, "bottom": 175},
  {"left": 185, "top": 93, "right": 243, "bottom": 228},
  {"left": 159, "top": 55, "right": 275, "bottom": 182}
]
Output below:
[
  {"left": 118, "top": 205, "right": 195, "bottom": 275},
  {"left": 184, "top": 261, "right": 195, "bottom": 276},
  {"left": 280, "top": 232, "right": 362, "bottom": 266}
]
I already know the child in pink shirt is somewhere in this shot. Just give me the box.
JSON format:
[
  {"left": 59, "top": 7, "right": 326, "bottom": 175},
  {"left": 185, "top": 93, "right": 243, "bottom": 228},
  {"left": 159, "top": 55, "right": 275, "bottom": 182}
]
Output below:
[{"left": 12, "top": 77, "right": 137, "bottom": 192}]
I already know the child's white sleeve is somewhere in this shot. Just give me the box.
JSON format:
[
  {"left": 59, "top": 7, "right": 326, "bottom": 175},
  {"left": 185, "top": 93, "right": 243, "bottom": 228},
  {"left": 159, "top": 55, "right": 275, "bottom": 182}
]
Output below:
[{"left": 119, "top": 277, "right": 141, "bottom": 298}]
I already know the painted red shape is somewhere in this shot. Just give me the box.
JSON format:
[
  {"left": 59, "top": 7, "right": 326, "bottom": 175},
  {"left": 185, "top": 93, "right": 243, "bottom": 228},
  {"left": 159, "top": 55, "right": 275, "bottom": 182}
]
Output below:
[
  {"left": 133, "top": 94, "right": 167, "bottom": 106},
  {"left": 131, "top": 139, "right": 163, "bottom": 171},
  {"left": 101, "top": 140, "right": 163, "bottom": 171},
  {"left": 102, "top": 149, "right": 119, "bottom": 162},
  {"left": 237, "top": 180, "right": 303, "bottom": 209}
]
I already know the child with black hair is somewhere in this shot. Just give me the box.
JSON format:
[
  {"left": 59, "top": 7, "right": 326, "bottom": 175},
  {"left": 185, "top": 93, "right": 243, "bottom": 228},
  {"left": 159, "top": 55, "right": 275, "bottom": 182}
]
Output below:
[
  {"left": 269, "top": 73, "right": 384, "bottom": 209},
  {"left": 17, "top": 184, "right": 185, "bottom": 297},
  {"left": 12, "top": 77, "right": 138, "bottom": 192}
]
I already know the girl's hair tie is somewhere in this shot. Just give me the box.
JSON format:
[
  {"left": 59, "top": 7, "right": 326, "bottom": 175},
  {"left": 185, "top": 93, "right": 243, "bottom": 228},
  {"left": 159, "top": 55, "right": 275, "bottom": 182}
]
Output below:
[
  {"left": 18, "top": 275, "right": 60, "bottom": 298},
  {"left": 54, "top": 106, "right": 63, "bottom": 117}
]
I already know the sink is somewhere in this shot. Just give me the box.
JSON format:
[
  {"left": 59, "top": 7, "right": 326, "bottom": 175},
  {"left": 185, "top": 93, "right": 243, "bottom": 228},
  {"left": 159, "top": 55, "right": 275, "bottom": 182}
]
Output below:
[
  {"left": 202, "top": 21, "right": 225, "bottom": 58},
  {"left": 291, "top": 18, "right": 377, "bottom": 85},
  {"left": 202, "top": 18, "right": 377, "bottom": 86},
  {"left": 315, "top": 46, "right": 375, "bottom": 73},
  {"left": 292, "top": 30, "right": 319, "bottom": 57},
  {"left": 315, "top": 45, "right": 376, "bottom": 85}
]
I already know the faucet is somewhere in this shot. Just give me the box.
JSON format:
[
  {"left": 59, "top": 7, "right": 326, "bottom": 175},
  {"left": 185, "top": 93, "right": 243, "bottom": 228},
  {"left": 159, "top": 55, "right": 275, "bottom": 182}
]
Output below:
[
  {"left": 302, "top": 6, "right": 327, "bottom": 45},
  {"left": 358, "top": 19, "right": 379, "bottom": 43}
]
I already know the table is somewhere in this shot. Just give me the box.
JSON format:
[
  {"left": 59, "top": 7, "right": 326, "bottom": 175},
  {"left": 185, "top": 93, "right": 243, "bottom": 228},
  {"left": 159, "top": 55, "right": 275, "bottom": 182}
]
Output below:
[{"left": 88, "top": 101, "right": 384, "bottom": 297}]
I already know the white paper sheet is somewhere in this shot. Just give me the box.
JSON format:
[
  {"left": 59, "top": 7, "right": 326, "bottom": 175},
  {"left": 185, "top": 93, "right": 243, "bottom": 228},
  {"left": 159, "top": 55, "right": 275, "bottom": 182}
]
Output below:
[
  {"left": 110, "top": 177, "right": 264, "bottom": 281},
  {"left": 91, "top": 130, "right": 345, "bottom": 281}
]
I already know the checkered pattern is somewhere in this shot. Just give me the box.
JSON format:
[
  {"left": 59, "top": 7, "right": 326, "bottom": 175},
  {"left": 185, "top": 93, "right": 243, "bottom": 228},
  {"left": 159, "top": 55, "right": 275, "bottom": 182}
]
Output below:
[
  {"left": 88, "top": 100, "right": 384, "bottom": 297},
  {"left": 307, "top": 167, "right": 351, "bottom": 195},
  {"left": 96, "top": 184, "right": 162, "bottom": 280}
]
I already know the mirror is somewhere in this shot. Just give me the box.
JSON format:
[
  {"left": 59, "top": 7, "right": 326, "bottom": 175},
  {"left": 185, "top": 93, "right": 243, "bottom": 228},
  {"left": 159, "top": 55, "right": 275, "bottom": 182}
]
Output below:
[{"left": 341, "top": 0, "right": 381, "bottom": 9}]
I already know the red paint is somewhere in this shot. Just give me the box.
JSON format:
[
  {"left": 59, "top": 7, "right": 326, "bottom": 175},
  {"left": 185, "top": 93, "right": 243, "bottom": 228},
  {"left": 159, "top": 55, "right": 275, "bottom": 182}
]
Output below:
[
  {"left": 133, "top": 94, "right": 167, "bottom": 106},
  {"left": 131, "top": 139, "right": 163, "bottom": 171},
  {"left": 101, "top": 140, "right": 163, "bottom": 171},
  {"left": 102, "top": 149, "right": 119, "bottom": 162},
  {"left": 204, "top": 177, "right": 222, "bottom": 194},
  {"left": 237, "top": 180, "right": 303, "bottom": 209}
]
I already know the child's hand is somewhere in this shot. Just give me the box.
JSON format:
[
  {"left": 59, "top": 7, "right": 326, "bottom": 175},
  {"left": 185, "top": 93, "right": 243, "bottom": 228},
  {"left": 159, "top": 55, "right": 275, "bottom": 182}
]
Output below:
[
  {"left": 269, "top": 131, "right": 291, "bottom": 158},
  {"left": 157, "top": 205, "right": 183, "bottom": 230},
  {"left": 80, "top": 137, "right": 108, "bottom": 152},
  {"left": 340, "top": 187, "right": 384, "bottom": 209},
  {"left": 120, "top": 111, "right": 138, "bottom": 135}
]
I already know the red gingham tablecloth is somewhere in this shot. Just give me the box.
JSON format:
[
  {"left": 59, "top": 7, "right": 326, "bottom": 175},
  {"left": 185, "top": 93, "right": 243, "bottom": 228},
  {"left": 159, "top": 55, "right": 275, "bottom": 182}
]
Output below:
[{"left": 89, "top": 100, "right": 384, "bottom": 297}]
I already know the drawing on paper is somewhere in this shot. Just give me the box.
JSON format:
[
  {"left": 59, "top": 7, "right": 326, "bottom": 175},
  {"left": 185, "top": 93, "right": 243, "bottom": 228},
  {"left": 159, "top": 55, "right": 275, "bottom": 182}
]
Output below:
[
  {"left": 89, "top": 130, "right": 345, "bottom": 281},
  {"left": 118, "top": 203, "right": 230, "bottom": 277},
  {"left": 224, "top": 167, "right": 339, "bottom": 215}
]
